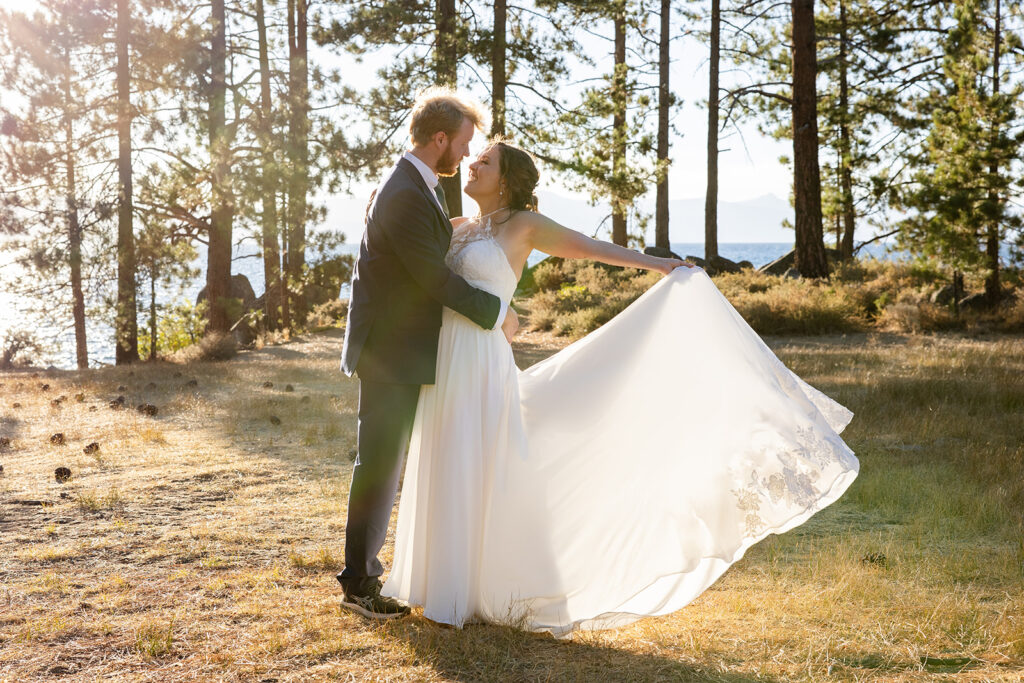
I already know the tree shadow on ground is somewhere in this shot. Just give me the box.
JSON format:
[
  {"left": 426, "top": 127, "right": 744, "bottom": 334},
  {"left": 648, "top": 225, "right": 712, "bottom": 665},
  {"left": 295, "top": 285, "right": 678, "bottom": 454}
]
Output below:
[{"left": 384, "top": 616, "right": 776, "bottom": 683}]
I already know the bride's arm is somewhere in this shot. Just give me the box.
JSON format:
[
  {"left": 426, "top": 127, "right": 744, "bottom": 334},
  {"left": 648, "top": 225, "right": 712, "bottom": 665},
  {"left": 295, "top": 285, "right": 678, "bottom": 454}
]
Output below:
[{"left": 525, "top": 213, "right": 695, "bottom": 275}]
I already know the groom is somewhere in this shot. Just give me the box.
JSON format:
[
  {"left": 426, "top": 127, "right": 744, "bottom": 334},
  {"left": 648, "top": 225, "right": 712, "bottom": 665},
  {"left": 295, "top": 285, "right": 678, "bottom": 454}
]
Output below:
[{"left": 337, "top": 87, "right": 518, "bottom": 619}]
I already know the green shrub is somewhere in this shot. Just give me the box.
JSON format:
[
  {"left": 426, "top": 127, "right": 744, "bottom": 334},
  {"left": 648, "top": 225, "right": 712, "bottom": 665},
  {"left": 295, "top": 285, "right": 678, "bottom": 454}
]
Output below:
[
  {"left": 139, "top": 300, "right": 208, "bottom": 359},
  {"left": 532, "top": 259, "right": 567, "bottom": 291},
  {"left": 517, "top": 254, "right": 1023, "bottom": 337}
]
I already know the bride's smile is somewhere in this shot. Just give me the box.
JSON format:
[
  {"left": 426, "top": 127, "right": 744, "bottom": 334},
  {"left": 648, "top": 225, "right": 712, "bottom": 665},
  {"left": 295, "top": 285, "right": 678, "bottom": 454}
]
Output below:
[{"left": 464, "top": 149, "right": 502, "bottom": 201}]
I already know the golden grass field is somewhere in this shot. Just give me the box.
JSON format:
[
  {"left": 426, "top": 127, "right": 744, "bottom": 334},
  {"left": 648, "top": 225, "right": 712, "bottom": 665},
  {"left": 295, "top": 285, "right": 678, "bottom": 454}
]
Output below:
[{"left": 1, "top": 326, "right": 1022, "bottom": 681}]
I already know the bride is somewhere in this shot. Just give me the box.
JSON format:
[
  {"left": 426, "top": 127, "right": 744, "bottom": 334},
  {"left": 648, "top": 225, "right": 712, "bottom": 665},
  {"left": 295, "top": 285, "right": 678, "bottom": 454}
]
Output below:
[{"left": 380, "top": 138, "right": 859, "bottom": 637}]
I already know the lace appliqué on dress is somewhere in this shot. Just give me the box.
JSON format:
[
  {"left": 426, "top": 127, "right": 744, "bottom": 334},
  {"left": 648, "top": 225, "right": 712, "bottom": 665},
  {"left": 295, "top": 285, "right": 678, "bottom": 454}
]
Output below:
[
  {"left": 730, "top": 423, "right": 855, "bottom": 535},
  {"left": 446, "top": 215, "right": 498, "bottom": 273}
]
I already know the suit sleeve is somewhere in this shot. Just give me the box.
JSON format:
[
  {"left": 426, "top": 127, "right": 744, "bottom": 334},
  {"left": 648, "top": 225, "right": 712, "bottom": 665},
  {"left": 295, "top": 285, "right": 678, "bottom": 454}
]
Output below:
[{"left": 378, "top": 187, "right": 501, "bottom": 330}]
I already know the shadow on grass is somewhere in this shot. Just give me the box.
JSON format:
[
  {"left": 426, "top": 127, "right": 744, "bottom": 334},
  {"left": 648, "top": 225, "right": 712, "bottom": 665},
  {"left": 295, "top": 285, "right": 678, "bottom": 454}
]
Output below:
[{"left": 385, "top": 617, "right": 775, "bottom": 683}]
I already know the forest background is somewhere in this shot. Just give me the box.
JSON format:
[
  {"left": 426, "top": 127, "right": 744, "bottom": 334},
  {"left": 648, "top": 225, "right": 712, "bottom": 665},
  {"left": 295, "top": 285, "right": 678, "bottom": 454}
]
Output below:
[{"left": 0, "top": 0, "right": 1022, "bottom": 369}]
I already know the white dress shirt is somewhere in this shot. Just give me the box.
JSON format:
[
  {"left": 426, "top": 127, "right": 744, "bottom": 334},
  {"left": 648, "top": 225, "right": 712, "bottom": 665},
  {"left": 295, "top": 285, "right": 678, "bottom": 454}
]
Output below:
[{"left": 401, "top": 150, "right": 509, "bottom": 331}]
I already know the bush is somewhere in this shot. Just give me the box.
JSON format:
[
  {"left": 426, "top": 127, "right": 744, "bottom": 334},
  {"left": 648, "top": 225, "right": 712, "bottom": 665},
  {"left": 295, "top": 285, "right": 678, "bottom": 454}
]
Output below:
[
  {"left": 169, "top": 331, "right": 237, "bottom": 364},
  {"left": 715, "top": 273, "right": 867, "bottom": 334},
  {"left": 519, "top": 258, "right": 661, "bottom": 338},
  {"left": 139, "top": 300, "right": 208, "bottom": 359},
  {"left": 306, "top": 299, "right": 348, "bottom": 329},
  {"left": 518, "top": 254, "right": 1024, "bottom": 338},
  {"left": 1, "top": 329, "right": 44, "bottom": 369},
  {"left": 532, "top": 259, "right": 568, "bottom": 291}
]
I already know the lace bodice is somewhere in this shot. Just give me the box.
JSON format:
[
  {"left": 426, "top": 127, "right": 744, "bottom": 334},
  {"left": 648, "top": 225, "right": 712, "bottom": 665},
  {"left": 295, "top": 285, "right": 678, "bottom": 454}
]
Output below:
[{"left": 445, "top": 214, "right": 519, "bottom": 302}]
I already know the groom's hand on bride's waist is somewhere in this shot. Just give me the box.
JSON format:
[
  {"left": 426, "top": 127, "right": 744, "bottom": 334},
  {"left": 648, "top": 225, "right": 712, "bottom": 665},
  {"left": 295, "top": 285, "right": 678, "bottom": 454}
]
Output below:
[{"left": 501, "top": 306, "right": 519, "bottom": 344}]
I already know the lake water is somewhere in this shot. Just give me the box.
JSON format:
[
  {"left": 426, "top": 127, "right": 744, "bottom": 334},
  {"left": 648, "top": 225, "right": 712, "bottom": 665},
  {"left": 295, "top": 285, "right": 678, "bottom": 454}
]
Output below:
[{"left": 0, "top": 240, "right": 907, "bottom": 369}]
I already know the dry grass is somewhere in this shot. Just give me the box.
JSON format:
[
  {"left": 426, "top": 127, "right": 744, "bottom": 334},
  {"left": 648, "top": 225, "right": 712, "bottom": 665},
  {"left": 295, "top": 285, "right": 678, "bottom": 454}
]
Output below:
[{"left": 0, "top": 327, "right": 1022, "bottom": 681}]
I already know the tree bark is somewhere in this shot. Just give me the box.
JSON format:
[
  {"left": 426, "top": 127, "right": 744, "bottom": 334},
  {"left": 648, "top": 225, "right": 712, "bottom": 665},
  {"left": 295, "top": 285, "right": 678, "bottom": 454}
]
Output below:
[
  {"left": 491, "top": 0, "right": 506, "bottom": 137},
  {"left": 838, "top": 0, "right": 855, "bottom": 261},
  {"left": 985, "top": 0, "right": 1001, "bottom": 305},
  {"left": 791, "top": 0, "right": 829, "bottom": 278},
  {"left": 655, "top": 0, "right": 671, "bottom": 250},
  {"left": 149, "top": 270, "right": 157, "bottom": 361},
  {"left": 115, "top": 0, "right": 138, "bottom": 363},
  {"left": 611, "top": 4, "right": 627, "bottom": 247},
  {"left": 287, "top": 0, "right": 309, "bottom": 323},
  {"left": 704, "top": 0, "right": 720, "bottom": 261},
  {"left": 257, "top": 0, "right": 282, "bottom": 331},
  {"left": 63, "top": 45, "right": 87, "bottom": 369},
  {"left": 436, "top": 0, "right": 463, "bottom": 216},
  {"left": 206, "top": 0, "right": 233, "bottom": 333}
]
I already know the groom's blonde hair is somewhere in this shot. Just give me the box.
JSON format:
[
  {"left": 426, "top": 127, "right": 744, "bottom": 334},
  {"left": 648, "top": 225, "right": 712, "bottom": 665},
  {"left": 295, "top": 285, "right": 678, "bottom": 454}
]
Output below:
[{"left": 409, "top": 86, "right": 488, "bottom": 147}]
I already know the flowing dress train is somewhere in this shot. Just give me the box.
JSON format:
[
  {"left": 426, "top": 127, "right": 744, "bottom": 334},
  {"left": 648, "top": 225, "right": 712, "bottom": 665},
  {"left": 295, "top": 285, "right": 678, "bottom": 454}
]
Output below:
[{"left": 381, "top": 217, "right": 859, "bottom": 637}]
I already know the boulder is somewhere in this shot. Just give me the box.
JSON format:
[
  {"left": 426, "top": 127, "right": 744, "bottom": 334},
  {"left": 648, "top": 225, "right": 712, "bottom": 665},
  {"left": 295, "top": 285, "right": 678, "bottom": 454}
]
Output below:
[
  {"left": 196, "top": 274, "right": 258, "bottom": 313},
  {"left": 759, "top": 249, "right": 796, "bottom": 275},
  {"left": 759, "top": 247, "right": 842, "bottom": 276},
  {"left": 643, "top": 246, "right": 684, "bottom": 260},
  {"left": 196, "top": 274, "right": 258, "bottom": 346},
  {"left": 658, "top": 252, "right": 744, "bottom": 276},
  {"left": 931, "top": 285, "right": 955, "bottom": 306},
  {"left": 707, "top": 255, "right": 743, "bottom": 274},
  {"left": 957, "top": 292, "right": 991, "bottom": 312}
]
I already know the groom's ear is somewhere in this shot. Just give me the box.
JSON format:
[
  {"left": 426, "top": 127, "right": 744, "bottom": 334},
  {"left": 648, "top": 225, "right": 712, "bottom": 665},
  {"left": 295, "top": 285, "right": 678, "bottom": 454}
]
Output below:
[{"left": 431, "top": 130, "right": 448, "bottom": 148}]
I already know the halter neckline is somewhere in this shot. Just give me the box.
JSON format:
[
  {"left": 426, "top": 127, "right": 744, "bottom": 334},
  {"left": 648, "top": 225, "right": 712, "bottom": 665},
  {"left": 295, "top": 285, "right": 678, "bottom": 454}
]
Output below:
[{"left": 473, "top": 206, "right": 511, "bottom": 222}]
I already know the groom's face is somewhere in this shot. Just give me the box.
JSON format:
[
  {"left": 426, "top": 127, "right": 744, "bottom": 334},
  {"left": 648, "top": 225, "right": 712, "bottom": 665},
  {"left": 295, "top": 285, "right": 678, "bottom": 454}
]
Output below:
[{"left": 436, "top": 117, "right": 476, "bottom": 177}]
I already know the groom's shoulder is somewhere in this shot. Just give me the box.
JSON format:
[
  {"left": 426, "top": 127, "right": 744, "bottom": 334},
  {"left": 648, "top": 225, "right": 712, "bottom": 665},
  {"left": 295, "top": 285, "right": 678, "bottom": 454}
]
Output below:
[
  {"left": 377, "top": 160, "right": 418, "bottom": 195},
  {"left": 375, "top": 162, "right": 425, "bottom": 208}
]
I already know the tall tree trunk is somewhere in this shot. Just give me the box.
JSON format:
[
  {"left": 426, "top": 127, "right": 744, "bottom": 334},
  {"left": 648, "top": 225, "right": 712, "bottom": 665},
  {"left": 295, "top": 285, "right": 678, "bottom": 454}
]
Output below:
[
  {"left": 704, "top": 0, "right": 720, "bottom": 261},
  {"left": 287, "top": 0, "right": 309, "bottom": 324},
  {"left": 115, "top": 0, "right": 138, "bottom": 363},
  {"left": 257, "top": 0, "right": 281, "bottom": 331},
  {"left": 791, "top": 0, "right": 829, "bottom": 278},
  {"left": 63, "top": 46, "right": 87, "bottom": 370},
  {"left": 611, "top": 3, "right": 627, "bottom": 247},
  {"left": 206, "top": 0, "right": 233, "bottom": 333},
  {"left": 985, "top": 0, "right": 1001, "bottom": 305},
  {"left": 149, "top": 270, "right": 157, "bottom": 361},
  {"left": 837, "top": 0, "right": 855, "bottom": 261},
  {"left": 435, "top": 0, "right": 462, "bottom": 216},
  {"left": 655, "top": 0, "right": 670, "bottom": 250},
  {"left": 280, "top": 190, "right": 291, "bottom": 329},
  {"left": 491, "top": 0, "right": 506, "bottom": 136}
]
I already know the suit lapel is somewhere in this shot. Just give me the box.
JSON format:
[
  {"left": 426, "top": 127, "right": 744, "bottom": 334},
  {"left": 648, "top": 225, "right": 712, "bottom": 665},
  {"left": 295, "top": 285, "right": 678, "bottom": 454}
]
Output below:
[{"left": 397, "top": 158, "right": 452, "bottom": 238}]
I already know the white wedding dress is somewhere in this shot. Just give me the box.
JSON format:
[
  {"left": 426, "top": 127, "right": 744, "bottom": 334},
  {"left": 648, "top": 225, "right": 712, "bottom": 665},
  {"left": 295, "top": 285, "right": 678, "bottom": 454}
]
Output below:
[{"left": 381, "top": 215, "right": 859, "bottom": 637}]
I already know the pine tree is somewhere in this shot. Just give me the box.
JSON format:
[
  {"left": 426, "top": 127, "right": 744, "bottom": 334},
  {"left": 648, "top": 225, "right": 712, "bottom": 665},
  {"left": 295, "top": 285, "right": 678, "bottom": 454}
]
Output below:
[
  {"left": 315, "top": 1, "right": 575, "bottom": 215},
  {"left": 704, "top": 0, "right": 721, "bottom": 260},
  {"left": 527, "top": 0, "right": 660, "bottom": 247},
  {"left": 0, "top": 1, "right": 115, "bottom": 369},
  {"left": 791, "top": 0, "right": 829, "bottom": 277},
  {"left": 205, "top": 0, "right": 234, "bottom": 334},
  {"left": 655, "top": 0, "right": 673, "bottom": 250},
  {"left": 895, "top": 0, "right": 1024, "bottom": 301},
  {"left": 115, "top": 0, "right": 139, "bottom": 363}
]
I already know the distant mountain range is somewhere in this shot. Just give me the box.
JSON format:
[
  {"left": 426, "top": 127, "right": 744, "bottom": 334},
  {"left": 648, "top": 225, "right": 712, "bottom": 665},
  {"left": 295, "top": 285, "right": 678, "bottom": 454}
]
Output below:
[{"left": 321, "top": 189, "right": 795, "bottom": 244}]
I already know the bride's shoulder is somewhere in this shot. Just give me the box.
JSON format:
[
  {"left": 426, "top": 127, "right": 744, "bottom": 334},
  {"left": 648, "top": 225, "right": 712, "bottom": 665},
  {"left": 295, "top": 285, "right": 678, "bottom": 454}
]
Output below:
[
  {"left": 450, "top": 216, "right": 471, "bottom": 229},
  {"left": 507, "top": 209, "right": 544, "bottom": 231}
]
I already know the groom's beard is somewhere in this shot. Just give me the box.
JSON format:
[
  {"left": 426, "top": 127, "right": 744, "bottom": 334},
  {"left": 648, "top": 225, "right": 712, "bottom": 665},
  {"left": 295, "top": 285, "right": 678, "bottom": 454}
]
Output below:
[{"left": 436, "top": 144, "right": 460, "bottom": 177}]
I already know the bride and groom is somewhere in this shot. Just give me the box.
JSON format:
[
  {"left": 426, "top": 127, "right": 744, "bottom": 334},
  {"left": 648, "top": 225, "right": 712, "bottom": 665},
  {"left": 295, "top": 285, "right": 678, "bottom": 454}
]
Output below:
[{"left": 337, "top": 87, "right": 859, "bottom": 636}]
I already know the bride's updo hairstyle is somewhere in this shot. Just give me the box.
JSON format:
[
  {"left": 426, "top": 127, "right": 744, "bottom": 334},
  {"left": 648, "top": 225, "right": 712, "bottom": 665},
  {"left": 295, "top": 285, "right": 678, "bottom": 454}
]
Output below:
[{"left": 487, "top": 136, "right": 540, "bottom": 218}]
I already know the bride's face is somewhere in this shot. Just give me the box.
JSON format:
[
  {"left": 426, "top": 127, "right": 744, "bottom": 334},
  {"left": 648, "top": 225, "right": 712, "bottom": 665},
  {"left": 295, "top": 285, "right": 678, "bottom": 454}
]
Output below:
[{"left": 464, "top": 147, "right": 503, "bottom": 200}]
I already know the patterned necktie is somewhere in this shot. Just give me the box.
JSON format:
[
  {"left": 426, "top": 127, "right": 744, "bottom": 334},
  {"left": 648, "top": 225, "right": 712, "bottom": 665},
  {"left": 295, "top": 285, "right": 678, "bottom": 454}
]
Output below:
[{"left": 433, "top": 183, "right": 450, "bottom": 218}]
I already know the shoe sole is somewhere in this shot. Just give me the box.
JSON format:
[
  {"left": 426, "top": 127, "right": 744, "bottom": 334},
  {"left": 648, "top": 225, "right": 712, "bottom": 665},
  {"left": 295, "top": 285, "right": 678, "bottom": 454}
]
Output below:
[{"left": 341, "top": 598, "right": 409, "bottom": 620}]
